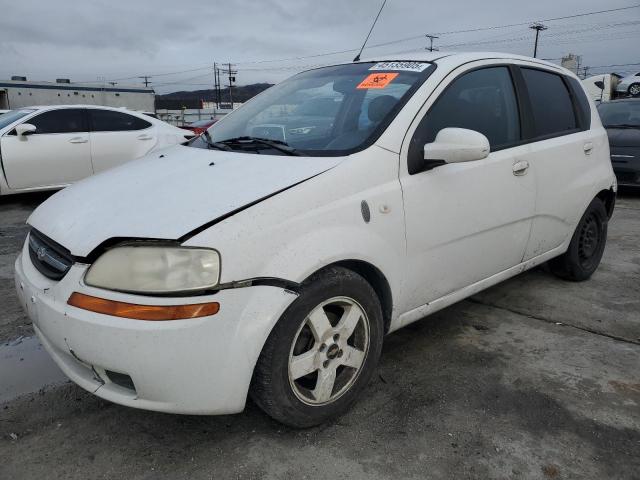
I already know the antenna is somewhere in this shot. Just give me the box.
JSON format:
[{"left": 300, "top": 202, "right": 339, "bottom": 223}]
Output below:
[{"left": 353, "top": 0, "right": 389, "bottom": 62}]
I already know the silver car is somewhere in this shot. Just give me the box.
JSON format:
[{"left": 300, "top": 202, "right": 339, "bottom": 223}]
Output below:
[{"left": 616, "top": 72, "right": 640, "bottom": 97}]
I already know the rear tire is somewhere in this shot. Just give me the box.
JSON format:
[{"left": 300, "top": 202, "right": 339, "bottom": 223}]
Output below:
[
  {"left": 250, "top": 266, "right": 384, "bottom": 428},
  {"left": 628, "top": 83, "right": 640, "bottom": 97},
  {"left": 549, "top": 197, "right": 608, "bottom": 281}
]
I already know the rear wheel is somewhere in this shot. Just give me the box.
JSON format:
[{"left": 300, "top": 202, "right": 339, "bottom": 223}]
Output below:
[
  {"left": 250, "top": 267, "right": 383, "bottom": 428},
  {"left": 549, "top": 197, "right": 608, "bottom": 281},
  {"left": 629, "top": 83, "right": 640, "bottom": 97}
]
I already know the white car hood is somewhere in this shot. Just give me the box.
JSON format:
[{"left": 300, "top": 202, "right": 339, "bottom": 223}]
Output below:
[{"left": 28, "top": 145, "right": 341, "bottom": 257}]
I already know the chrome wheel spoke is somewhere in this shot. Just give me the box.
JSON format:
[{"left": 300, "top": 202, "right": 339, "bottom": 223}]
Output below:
[
  {"left": 289, "top": 350, "right": 318, "bottom": 380},
  {"left": 313, "top": 366, "right": 337, "bottom": 403},
  {"left": 337, "top": 304, "right": 362, "bottom": 339},
  {"left": 306, "top": 308, "right": 332, "bottom": 342},
  {"left": 289, "top": 296, "right": 370, "bottom": 406},
  {"left": 340, "top": 345, "right": 366, "bottom": 369}
]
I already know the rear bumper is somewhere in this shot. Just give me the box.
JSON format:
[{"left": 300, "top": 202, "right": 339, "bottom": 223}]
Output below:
[{"left": 14, "top": 241, "right": 297, "bottom": 415}]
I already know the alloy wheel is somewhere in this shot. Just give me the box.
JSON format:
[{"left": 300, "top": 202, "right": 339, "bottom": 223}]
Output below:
[{"left": 288, "top": 296, "right": 370, "bottom": 406}]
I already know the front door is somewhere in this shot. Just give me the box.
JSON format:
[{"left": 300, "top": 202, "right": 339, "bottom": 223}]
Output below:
[
  {"left": 0, "top": 108, "right": 92, "bottom": 190},
  {"left": 399, "top": 65, "right": 536, "bottom": 311}
]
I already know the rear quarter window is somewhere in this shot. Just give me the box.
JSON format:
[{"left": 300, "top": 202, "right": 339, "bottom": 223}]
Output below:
[
  {"left": 521, "top": 68, "right": 577, "bottom": 138},
  {"left": 566, "top": 76, "right": 591, "bottom": 130},
  {"left": 90, "top": 110, "right": 152, "bottom": 132}
]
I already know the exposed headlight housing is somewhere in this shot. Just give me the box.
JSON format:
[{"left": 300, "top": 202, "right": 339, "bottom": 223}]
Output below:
[{"left": 85, "top": 246, "right": 220, "bottom": 294}]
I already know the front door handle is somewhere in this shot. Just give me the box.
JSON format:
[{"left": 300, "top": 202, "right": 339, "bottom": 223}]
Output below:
[
  {"left": 137, "top": 134, "right": 154, "bottom": 141},
  {"left": 512, "top": 160, "right": 529, "bottom": 176},
  {"left": 69, "top": 137, "right": 88, "bottom": 144},
  {"left": 583, "top": 142, "right": 593, "bottom": 155}
]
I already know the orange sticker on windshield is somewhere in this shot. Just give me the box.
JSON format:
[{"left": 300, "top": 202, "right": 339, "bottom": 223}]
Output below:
[{"left": 357, "top": 72, "right": 398, "bottom": 89}]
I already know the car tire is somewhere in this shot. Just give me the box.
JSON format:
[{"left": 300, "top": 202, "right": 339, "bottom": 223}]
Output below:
[
  {"left": 629, "top": 83, "right": 640, "bottom": 97},
  {"left": 250, "top": 266, "right": 384, "bottom": 428},
  {"left": 549, "top": 197, "right": 608, "bottom": 281}
]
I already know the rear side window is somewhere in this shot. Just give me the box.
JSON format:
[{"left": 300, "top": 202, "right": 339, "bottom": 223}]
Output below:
[
  {"left": 89, "top": 110, "right": 152, "bottom": 132},
  {"left": 521, "top": 68, "right": 577, "bottom": 137},
  {"left": 29, "top": 109, "right": 87, "bottom": 134}
]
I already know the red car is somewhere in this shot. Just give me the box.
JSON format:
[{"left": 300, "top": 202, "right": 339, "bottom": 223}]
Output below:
[{"left": 181, "top": 118, "right": 218, "bottom": 135}]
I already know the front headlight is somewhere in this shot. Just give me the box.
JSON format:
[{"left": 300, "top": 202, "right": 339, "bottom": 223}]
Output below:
[{"left": 85, "top": 246, "right": 220, "bottom": 294}]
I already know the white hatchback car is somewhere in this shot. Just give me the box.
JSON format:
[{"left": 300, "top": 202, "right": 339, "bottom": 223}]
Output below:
[
  {"left": 15, "top": 52, "right": 615, "bottom": 427},
  {"left": 0, "top": 105, "right": 193, "bottom": 195}
]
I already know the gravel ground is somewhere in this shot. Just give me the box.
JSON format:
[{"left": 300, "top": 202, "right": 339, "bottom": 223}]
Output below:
[{"left": 0, "top": 190, "right": 638, "bottom": 479}]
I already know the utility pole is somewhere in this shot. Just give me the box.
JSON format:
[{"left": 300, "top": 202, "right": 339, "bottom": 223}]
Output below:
[
  {"left": 213, "top": 62, "right": 221, "bottom": 109},
  {"left": 220, "top": 63, "right": 237, "bottom": 108},
  {"left": 529, "top": 23, "right": 547, "bottom": 58},
  {"left": 139, "top": 75, "right": 151, "bottom": 87},
  {"left": 425, "top": 34, "right": 439, "bottom": 52}
]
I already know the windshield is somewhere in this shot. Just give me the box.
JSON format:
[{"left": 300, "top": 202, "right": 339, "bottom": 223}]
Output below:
[
  {"left": 0, "top": 109, "right": 35, "bottom": 130},
  {"left": 193, "top": 61, "right": 434, "bottom": 156},
  {"left": 598, "top": 101, "right": 640, "bottom": 127}
]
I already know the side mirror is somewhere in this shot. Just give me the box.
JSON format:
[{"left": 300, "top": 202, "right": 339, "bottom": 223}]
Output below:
[
  {"left": 594, "top": 80, "right": 605, "bottom": 90},
  {"left": 15, "top": 123, "right": 36, "bottom": 137},
  {"left": 423, "top": 128, "right": 490, "bottom": 166}
]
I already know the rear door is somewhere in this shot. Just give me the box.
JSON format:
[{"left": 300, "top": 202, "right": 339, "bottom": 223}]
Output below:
[
  {"left": 88, "top": 109, "right": 157, "bottom": 173},
  {"left": 399, "top": 64, "right": 536, "bottom": 309},
  {"left": 0, "top": 108, "right": 92, "bottom": 189},
  {"left": 517, "top": 67, "right": 597, "bottom": 260}
]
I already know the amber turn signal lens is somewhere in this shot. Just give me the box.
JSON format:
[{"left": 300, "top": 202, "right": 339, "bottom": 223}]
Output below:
[{"left": 67, "top": 292, "right": 219, "bottom": 321}]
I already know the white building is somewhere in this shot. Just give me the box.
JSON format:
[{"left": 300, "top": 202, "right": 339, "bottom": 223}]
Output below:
[{"left": 0, "top": 77, "right": 155, "bottom": 111}]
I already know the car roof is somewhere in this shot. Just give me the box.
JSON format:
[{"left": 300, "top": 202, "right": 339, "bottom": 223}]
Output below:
[
  {"left": 26, "top": 104, "right": 140, "bottom": 110},
  {"left": 358, "top": 51, "right": 565, "bottom": 71}
]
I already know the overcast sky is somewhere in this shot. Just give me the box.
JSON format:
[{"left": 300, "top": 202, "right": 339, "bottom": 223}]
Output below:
[{"left": 0, "top": 0, "right": 638, "bottom": 93}]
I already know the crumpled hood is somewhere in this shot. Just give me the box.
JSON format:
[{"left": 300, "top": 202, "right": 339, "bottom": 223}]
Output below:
[{"left": 28, "top": 145, "right": 341, "bottom": 256}]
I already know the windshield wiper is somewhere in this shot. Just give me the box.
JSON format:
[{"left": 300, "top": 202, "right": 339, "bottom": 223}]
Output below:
[
  {"left": 219, "top": 136, "right": 300, "bottom": 156},
  {"left": 605, "top": 124, "right": 640, "bottom": 129},
  {"left": 201, "top": 131, "right": 233, "bottom": 151}
]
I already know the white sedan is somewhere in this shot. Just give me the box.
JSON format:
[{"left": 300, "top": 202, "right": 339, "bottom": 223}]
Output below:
[
  {"left": 0, "top": 105, "right": 193, "bottom": 195},
  {"left": 16, "top": 52, "right": 615, "bottom": 427}
]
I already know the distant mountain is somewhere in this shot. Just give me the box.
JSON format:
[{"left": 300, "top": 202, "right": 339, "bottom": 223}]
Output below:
[{"left": 156, "top": 83, "right": 273, "bottom": 109}]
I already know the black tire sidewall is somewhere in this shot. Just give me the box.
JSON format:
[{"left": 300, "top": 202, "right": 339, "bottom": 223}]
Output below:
[
  {"left": 563, "top": 198, "right": 608, "bottom": 280},
  {"left": 251, "top": 267, "right": 384, "bottom": 427}
]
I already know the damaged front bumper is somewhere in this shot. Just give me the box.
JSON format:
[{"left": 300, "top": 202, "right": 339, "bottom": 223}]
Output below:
[{"left": 14, "top": 241, "right": 297, "bottom": 415}]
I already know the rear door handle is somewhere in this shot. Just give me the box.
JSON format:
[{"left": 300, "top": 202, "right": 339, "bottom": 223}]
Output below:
[
  {"left": 583, "top": 142, "right": 593, "bottom": 155},
  {"left": 512, "top": 160, "right": 529, "bottom": 176},
  {"left": 137, "top": 134, "right": 154, "bottom": 141},
  {"left": 68, "top": 137, "right": 88, "bottom": 144}
]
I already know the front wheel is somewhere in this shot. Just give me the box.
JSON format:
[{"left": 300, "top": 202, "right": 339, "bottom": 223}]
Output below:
[
  {"left": 549, "top": 197, "right": 608, "bottom": 281},
  {"left": 250, "top": 267, "right": 384, "bottom": 428}
]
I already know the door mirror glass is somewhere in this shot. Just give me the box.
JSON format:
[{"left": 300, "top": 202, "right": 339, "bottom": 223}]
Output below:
[
  {"left": 15, "top": 123, "right": 36, "bottom": 137},
  {"left": 423, "top": 127, "right": 490, "bottom": 165},
  {"left": 594, "top": 80, "right": 605, "bottom": 90}
]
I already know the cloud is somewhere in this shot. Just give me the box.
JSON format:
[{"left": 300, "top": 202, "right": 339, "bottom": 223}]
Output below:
[{"left": 0, "top": 0, "right": 636, "bottom": 93}]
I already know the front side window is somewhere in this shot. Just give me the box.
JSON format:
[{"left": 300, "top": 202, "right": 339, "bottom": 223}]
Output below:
[
  {"left": 89, "top": 110, "right": 152, "bottom": 132},
  {"left": 521, "top": 68, "right": 577, "bottom": 138},
  {"left": 195, "top": 62, "right": 435, "bottom": 156},
  {"left": 29, "top": 109, "right": 87, "bottom": 134},
  {"left": 409, "top": 66, "right": 520, "bottom": 165}
]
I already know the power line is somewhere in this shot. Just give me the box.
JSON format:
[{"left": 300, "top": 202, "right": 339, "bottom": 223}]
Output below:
[
  {"left": 432, "top": 4, "right": 640, "bottom": 35},
  {"left": 103, "top": 3, "right": 640, "bottom": 88}
]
